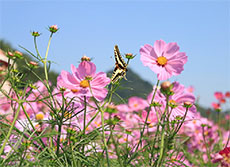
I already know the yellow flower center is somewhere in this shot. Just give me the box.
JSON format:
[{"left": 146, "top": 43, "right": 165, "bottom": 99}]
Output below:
[
  {"left": 95, "top": 121, "right": 101, "bottom": 127},
  {"left": 134, "top": 103, "right": 138, "bottom": 108},
  {"left": 204, "top": 131, "right": 209, "bottom": 136},
  {"left": 157, "top": 56, "right": 168, "bottom": 66},
  {"left": 195, "top": 130, "right": 200, "bottom": 134},
  {"left": 169, "top": 100, "right": 177, "bottom": 105},
  {"left": 80, "top": 80, "right": 89, "bottom": 88},
  {"left": 71, "top": 89, "right": 79, "bottom": 93},
  {"left": 35, "top": 113, "right": 44, "bottom": 120}
]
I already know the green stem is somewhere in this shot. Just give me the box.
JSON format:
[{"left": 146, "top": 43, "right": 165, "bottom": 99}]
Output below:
[
  {"left": 92, "top": 97, "right": 110, "bottom": 167},
  {"left": 127, "top": 80, "right": 160, "bottom": 165},
  {"left": 101, "top": 106, "right": 110, "bottom": 167},
  {"left": 202, "top": 126, "right": 211, "bottom": 165},
  {"left": 0, "top": 101, "right": 22, "bottom": 155},
  {"left": 82, "top": 96, "right": 87, "bottom": 153},
  {"left": 155, "top": 94, "right": 170, "bottom": 167},
  {"left": 34, "top": 37, "right": 42, "bottom": 60},
  {"left": 21, "top": 104, "right": 46, "bottom": 148},
  {"left": 135, "top": 80, "right": 160, "bottom": 151},
  {"left": 156, "top": 125, "right": 165, "bottom": 167},
  {"left": 56, "top": 119, "right": 62, "bottom": 157},
  {"left": 43, "top": 33, "right": 53, "bottom": 87}
]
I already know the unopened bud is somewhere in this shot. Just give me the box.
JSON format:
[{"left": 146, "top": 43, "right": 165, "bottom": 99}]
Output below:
[
  {"left": 60, "top": 87, "right": 66, "bottom": 91},
  {"left": 161, "top": 81, "right": 171, "bottom": 91},
  {"left": 27, "top": 61, "right": 38, "bottom": 69},
  {"left": 31, "top": 31, "right": 41, "bottom": 37},
  {"left": 125, "top": 53, "right": 135, "bottom": 59},
  {"left": 7, "top": 51, "right": 14, "bottom": 58},
  {"left": 160, "top": 81, "right": 174, "bottom": 96},
  {"left": 14, "top": 51, "right": 23, "bottom": 59},
  {"left": 113, "top": 115, "right": 120, "bottom": 121},
  {"left": 169, "top": 100, "right": 178, "bottom": 108},
  {"left": 105, "top": 104, "right": 117, "bottom": 114},
  {"left": 81, "top": 55, "right": 91, "bottom": 62},
  {"left": 125, "top": 129, "right": 132, "bottom": 135},
  {"left": 183, "top": 101, "right": 193, "bottom": 108},
  {"left": 49, "top": 25, "right": 58, "bottom": 33},
  {"left": 29, "top": 61, "right": 38, "bottom": 66}
]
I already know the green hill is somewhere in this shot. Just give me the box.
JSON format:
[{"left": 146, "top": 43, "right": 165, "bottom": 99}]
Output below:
[{"left": 107, "top": 68, "right": 153, "bottom": 103}]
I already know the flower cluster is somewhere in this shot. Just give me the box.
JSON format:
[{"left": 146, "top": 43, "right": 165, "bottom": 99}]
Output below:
[{"left": 2, "top": 34, "right": 229, "bottom": 167}]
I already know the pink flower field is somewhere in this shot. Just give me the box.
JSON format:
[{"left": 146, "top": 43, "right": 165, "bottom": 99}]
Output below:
[{"left": 0, "top": 25, "right": 229, "bottom": 167}]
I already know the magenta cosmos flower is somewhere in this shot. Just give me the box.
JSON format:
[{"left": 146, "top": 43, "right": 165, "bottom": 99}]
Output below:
[
  {"left": 140, "top": 40, "right": 187, "bottom": 80},
  {"left": 57, "top": 61, "right": 110, "bottom": 101}
]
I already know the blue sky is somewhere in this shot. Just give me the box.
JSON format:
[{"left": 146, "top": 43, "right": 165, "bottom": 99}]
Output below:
[{"left": 0, "top": 0, "right": 229, "bottom": 108}]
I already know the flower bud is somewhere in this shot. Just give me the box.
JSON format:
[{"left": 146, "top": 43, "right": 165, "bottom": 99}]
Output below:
[
  {"left": 150, "top": 101, "right": 162, "bottom": 107},
  {"left": 125, "top": 53, "right": 135, "bottom": 59},
  {"left": 14, "top": 51, "right": 23, "bottom": 59},
  {"left": 7, "top": 51, "right": 14, "bottom": 58},
  {"left": 105, "top": 104, "right": 117, "bottom": 114},
  {"left": 60, "top": 87, "right": 66, "bottom": 92},
  {"left": 113, "top": 115, "right": 121, "bottom": 121},
  {"left": 81, "top": 55, "right": 91, "bottom": 62},
  {"left": 49, "top": 25, "right": 58, "bottom": 33},
  {"left": 169, "top": 100, "right": 178, "bottom": 108},
  {"left": 183, "top": 101, "right": 193, "bottom": 108},
  {"left": 160, "top": 81, "right": 173, "bottom": 96},
  {"left": 125, "top": 129, "right": 132, "bottom": 135},
  {"left": 161, "top": 81, "right": 171, "bottom": 90},
  {"left": 31, "top": 31, "right": 41, "bottom": 37},
  {"left": 28, "top": 61, "right": 38, "bottom": 68}
]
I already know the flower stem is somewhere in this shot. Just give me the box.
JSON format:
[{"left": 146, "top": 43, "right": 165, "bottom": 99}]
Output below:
[
  {"left": 127, "top": 80, "right": 159, "bottom": 164},
  {"left": 43, "top": 33, "right": 53, "bottom": 88},
  {"left": 0, "top": 101, "right": 22, "bottom": 155}
]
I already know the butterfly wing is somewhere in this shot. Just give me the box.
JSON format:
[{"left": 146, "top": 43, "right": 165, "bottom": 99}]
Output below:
[
  {"left": 114, "top": 45, "right": 127, "bottom": 69},
  {"left": 111, "top": 45, "right": 128, "bottom": 83},
  {"left": 111, "top": 66, "right": 127, "bottom": 83}
]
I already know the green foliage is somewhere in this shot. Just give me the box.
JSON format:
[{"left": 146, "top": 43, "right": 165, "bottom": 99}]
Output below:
[{"left": 0, "top": 39, "right": 58, "bottom": 86}]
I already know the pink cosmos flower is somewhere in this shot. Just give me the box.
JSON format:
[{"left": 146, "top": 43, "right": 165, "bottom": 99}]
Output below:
[
  {"left": 214, "top": 92, "right": 224, "bottom": 101},
  {"left": 128, "top": 96, "right": 148, "bottom": 112},
  {"left": 57, "top": 61, "right": 110, "bottom": 101},
  {"left": 212, "top": 102, "right": 221, "bottom": 110},
  {"left": 140, "top": 40, "right": 187, "bottom": 80},
  {"left": 225, "top": 91, "right": 230, "bottom": 98},
  {"left": 169, "top": 82, "right": 196, "bottom": 120}
]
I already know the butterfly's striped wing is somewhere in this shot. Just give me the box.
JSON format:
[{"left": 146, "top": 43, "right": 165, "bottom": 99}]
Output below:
[
  {"left": 111, "top": 66, "right": 127, "bottom": 83},
  {"left": 114, "top": 45, "right": 127, "bottom": 69},
  {"left": 111, "top": 45, "right": 128, "bottom": 83}
]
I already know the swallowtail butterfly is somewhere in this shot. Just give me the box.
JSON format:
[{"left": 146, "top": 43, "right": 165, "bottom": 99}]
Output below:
[{"left": 111, "top": 45, "right": 128, "bottom": 83}]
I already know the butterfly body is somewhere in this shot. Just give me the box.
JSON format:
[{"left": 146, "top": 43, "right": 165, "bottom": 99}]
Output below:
[{"left": 111, "top": 45, "right": 128, "bottom": 83}]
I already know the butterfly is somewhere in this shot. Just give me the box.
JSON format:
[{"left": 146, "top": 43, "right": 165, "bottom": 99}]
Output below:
[{"left": 111, "top": 45, "right": 128, "bottom": 83}]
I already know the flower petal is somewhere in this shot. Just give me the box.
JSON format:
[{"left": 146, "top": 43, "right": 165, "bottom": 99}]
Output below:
[
  {"left": 91, "top": 72, "right": 111, "bottom": 87},
  {"left": 153, "top": 40, "right": 166, "bottom": 56}
]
